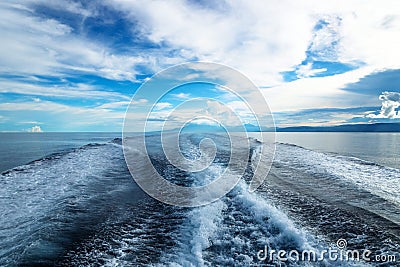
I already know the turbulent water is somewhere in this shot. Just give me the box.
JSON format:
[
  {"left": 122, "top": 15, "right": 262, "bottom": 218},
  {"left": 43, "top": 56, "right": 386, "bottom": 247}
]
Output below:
[{"left": 0, "top": 133, "right": 399, "bottom": 266}]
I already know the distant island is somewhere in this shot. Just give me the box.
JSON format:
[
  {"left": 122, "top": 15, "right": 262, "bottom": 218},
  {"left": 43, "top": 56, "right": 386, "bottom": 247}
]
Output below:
[
  {"left": 276, "top": 122, "right": 400, "bottom": 132},
  {"left": 241, "top": 122, "right": 400, "bottom": 132},
  {"left": 172, "top": 122, "right": 400, "bottom": 133}
]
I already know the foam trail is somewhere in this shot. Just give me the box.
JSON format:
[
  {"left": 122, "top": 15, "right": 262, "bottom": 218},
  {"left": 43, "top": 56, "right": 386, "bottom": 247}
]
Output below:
[
  {"left": 158, "top": 161, "right": 325, "bottom": 266},
  {"left": 0, "top": 143, "right": 123, "bottom": 265},
  {"left": 275, "top": 143, "right": 400, "bottom": 207},
  {"left": 156, "top": 135, "right": 375, "bottom": 266}
]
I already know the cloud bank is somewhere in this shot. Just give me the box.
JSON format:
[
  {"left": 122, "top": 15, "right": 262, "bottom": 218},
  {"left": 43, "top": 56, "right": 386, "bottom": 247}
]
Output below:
[{"left": 1, "top": 0, "right": 400, "bottom": 130}]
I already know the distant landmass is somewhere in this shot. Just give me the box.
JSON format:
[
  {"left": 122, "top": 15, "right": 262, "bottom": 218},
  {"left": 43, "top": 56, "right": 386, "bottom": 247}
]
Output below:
[
  {"left": 276, "top": 122, "right": 400, "bottom": 132},
  {"left": 176, "top": 122, "right": 400, "bottom": 133}
]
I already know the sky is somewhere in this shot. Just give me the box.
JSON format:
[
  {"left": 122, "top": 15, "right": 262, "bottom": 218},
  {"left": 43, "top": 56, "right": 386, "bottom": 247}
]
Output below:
[{"left": 0, "top": 0, "right": 400, "bottom": 132}]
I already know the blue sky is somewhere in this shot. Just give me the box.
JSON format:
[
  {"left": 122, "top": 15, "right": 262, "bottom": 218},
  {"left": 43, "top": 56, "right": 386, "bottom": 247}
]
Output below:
[{"left": 0, "top": 0, "right": 400, "bottom": 132}]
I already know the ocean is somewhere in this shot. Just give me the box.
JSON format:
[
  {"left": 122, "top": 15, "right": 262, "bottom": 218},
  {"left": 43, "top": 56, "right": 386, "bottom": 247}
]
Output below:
[{"left": 0, "top": 132, "right": 399, "bottom": 266}]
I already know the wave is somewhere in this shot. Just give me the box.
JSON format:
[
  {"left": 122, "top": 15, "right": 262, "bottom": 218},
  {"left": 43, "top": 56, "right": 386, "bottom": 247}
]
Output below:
[
  {"left": 0, "top": 141, "right": 132, "bottom": 265},
  {"left": 275, "top": 143, "right": 400, "bottom": 207},
  {"left": 156, "top": 137, "right": 330, "bottom": 266},
  {"left": 0, "top": 142, "right": 112, "bottom": 176},
  {"left": 263, "top": 142, "right": 400, "bottom": 263}
]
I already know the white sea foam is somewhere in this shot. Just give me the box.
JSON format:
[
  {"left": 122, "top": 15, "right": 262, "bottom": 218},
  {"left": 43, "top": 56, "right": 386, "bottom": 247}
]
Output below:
[
  {"left": 0, "top": 143, "right": 122, "bottom": 264},
  {"left": 275, "top": 143, "right": 400, "bottom": 207},
  {"left": 157, "top": 162, "right": 226, "bottom": 266},
  {"left": 156, "top": 137, "right": 380, "bottom": 266},
  {"left": 158, "top": 161, "right": 323, "bottom": 266}
]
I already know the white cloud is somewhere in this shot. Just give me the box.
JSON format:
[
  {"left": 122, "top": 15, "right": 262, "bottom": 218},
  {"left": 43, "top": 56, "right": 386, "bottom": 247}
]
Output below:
[
  {"left": 262, "top": 66, "right": 380, "bottom": 112},
  {"left": 336, "top": 6, "right": 400, "bottom": 69},
  {"left": 368, "top": 91, "right": 400, "bottom": 118},
  {"left": 308, "top": 15, "right": 342, "bottom": 61},
  {"left": 0, "top": 99, "right": 128, "bottom": 131},
  {"left": 27, "top": 125, "right": 42, "bottom": 132},
  {"left": 18, "top": 121, "right": 43, "bottom": 124},
  {"left": 0, "top": 79, "right": 131, "bottom": 100},
  {"left": 0, "top": 100, "right": 125, "bottom": 120},
  {"left": 108, "top": 0, "right": 400, "bottom": 113},
  {"left": 0, "top": 2, "right": 147, "bottom": 81},
  {"left": 190, "top": 118, "right": 218, "bottom": 125},
  {"left": 96, "top": 101, "right": 130, "bottom": 109},
  {"left": 205, "top": 100, "right": 243, "bottom": 126},
  {"left": 3, "top": 1, "right": 400, "bottom": 88},
  {"left": 295, "top": 63, "right": 327, "bottom": 78},
  {"left": 111, "top": 0, "right": 316, "bottom": 85},
  {"left": 110, "top": 1, "right": 400, "bottom": 83},
  {"left": 153, "top": 102, "right": 173, "bottom": 110},
  {"left": 171, "top": 92, "right": 191, "bottom": 99},
  {"left": 35, "top": 0, "right": 93, "bottom": 18}
]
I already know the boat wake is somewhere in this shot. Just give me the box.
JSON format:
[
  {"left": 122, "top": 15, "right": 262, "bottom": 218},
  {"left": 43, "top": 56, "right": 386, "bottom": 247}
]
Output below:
[{"left": 0, "top": 134, "right": 398, "bottom": 266}]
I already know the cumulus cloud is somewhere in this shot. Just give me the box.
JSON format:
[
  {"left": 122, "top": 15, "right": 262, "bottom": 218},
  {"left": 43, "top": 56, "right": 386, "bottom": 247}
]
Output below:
[
  {"left": 368, "top": 91, "right": 400, "bottom": 118},
  {"left": 28, "top": 125, "right": 42, "bottom": 132}
]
